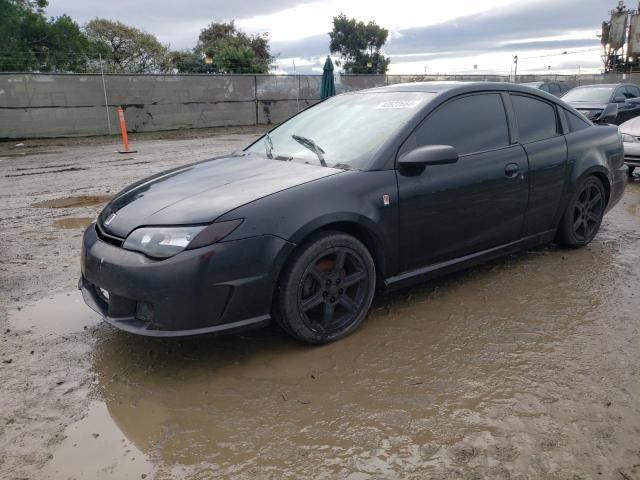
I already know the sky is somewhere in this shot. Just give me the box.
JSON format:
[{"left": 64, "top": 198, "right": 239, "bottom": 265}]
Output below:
[{"left": 47, "top": 0, "right": 615, "bottom": 75}]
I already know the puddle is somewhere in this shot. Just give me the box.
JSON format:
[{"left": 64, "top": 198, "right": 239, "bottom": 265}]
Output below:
[
  {"left": 82, "top": 236, "right": 640, "bottom": 477},
  {"left": 31, "top": 195, "right": 112, "bottom": 209},
  {"left": 41, "top": 402, "right": 153, "bottom": 480},
  {"left": 0, "top": 150, "right": 64, "bottom": 158},
  {"left": 8, "top": 292, "right": 101, "bottom": 336},
  {"left": 6, "top": 167, "right": 88, "bottom": 178},
  {"left": 53, "top": 216, "right": 94, "bottom": 230}
]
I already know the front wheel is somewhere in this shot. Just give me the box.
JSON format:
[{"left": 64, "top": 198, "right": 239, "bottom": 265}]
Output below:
[
  {"left": 275, "top": 232, "right": 376, "bottom": 344},
  {"left": 556, "top": 176, "right": 606, "bottom": 248}
]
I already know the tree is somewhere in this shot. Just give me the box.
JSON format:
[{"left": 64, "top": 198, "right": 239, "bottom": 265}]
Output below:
[
  {"left": 329, "top": 14, "right": 390, "bottom": 74},
  {"left": 0, "top": 0, "right": 99, "bottom": 72},
  {"left": 172, "top": 21, "right": 273, "bottom": 74},
  {"left": 85, "top": 19, "right": 170, "bottom": 73}
]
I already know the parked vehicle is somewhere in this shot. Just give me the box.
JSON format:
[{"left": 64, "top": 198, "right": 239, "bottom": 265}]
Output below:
[
  {"left": 618, "top": 116, "right": 640, "bottom": 175},
  {"left": 79, "top": 82, "right": 627, "bottom": 344},
  {"left": 522, "top": 81, "right": 570, "bottom": 97},
  {"left": 563, "top": 83, "right": 640, "bottom": 124}
]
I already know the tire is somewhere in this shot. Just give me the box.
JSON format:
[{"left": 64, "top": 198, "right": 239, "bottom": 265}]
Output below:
[
  {"left": 275, "top": 231, "right": 376, "bottom": 344},
  {"left": 629, "top": 165, "right": 636, "bottom": 176},
  {"left": 556, "top": 176, "right": 606, "bottom": 248}
]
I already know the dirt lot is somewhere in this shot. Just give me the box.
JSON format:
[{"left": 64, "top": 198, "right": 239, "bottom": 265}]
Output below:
[{"left": 1, "top": 128, "right": 640, "bottom": 479}]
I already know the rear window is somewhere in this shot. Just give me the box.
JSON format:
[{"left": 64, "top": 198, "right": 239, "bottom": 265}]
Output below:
[
  {"left": 564, "top": 109, "right": 591, "bottom": 132},
  {"left": 548, "top": 83, "right": 561, "bottom": 95},
  {"left": 511, "top": 94, "right": 559, "bottom": 143}
]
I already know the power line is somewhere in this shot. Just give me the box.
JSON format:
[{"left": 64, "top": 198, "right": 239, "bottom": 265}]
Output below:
[{"left": 517, "top": 47, "right": 602, "bottom": 60}]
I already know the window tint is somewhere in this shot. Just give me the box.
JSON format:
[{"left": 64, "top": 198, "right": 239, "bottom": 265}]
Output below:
[
  {"left": 413, "top": 94, "right": 510, "bottom": 156},
  {"left": 511, "top": 94, "right": 558, "bottom": 143},
  {"left": 549, "top": 83, "right": 561, "bottom": 95},
  {"left": 627, "top": 85, "right": 640, "bottom": 97},
  {"left": 564, "top": 109, "right": 591, "bottom": 132},
  {"left": 621, "top": 86, "right": 636, "bottom": 99},
  {"left": 539, "top": 84, "right": 550, "bottom": 92}
]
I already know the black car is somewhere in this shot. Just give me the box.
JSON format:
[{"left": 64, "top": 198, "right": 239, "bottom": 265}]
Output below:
[
  {"left": 563, "top": 83, "right": 640, "bottom": 124},
  {"left": 80, "top": 82, "right": 627, "bottom": 344},
  {"left": 522, "top": 81, "right": 570, "bottom": 97}
]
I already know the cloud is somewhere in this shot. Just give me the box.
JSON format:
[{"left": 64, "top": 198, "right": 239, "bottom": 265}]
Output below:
[
  {"left": 383, "top": 0, "right": 604, "bottom": 55},
  {"left": 46, "top": 0, "right": 318, "bottom": 48},
  {"left": 271, "top": 0, "right": 605, "bottom": 66}
]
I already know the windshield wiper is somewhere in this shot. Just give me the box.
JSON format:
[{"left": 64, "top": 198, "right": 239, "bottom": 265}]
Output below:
[
  {"left": 291, "top": 134, "right": 327, "bottom": 167},
  {"left": 264, "top": 133, "right": 274, "bottom": 159}
]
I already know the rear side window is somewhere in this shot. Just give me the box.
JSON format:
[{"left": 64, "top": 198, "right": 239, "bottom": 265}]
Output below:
[
  {"left": 564, "top": 109, "right": 591, "bottom": 132},
  {"left": 511, "top": 94, "right": 558, "bottom": 143},
  {"left": 540, "top": 84, "right": 550, "bottom": 92},
  {"left": 413, "top": 93, "right": 510, "bottom": 156}
]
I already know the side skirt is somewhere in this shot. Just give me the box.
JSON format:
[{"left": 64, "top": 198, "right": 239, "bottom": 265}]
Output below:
[{"left": 383, "top": 230, "right": 556, "bottom": 291}]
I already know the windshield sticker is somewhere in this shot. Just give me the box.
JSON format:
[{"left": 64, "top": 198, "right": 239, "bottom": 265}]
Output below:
[{"left": 375, "top": 100, "right": 422, "bottom": 109}]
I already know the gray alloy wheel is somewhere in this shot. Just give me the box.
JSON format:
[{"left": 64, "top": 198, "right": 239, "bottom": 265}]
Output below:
[
  {"left": 275, "top": 231, "right": 376, "bottom": 344},
  {"left": 556, "top": 176, "right": 606, "bottom": 248}
]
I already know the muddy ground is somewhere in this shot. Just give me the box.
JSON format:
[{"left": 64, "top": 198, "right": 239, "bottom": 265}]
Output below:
[{"left": 1, "top": 128, "right": 640, "bottom": 479}]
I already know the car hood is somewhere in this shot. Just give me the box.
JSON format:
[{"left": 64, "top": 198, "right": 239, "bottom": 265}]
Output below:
[
  {"left": 99, "top": 153, "right": 343, "bottom": 238},
  {"left": 619, "top": 115, "right": 640, "bottom": 134}
]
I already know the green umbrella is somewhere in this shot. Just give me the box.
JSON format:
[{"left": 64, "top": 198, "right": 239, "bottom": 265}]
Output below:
[{"left": 320, "top": 56, "right": 336, "bottom": 99}]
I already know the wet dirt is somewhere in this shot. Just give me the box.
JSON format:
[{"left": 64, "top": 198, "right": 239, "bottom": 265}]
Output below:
[
  {"left": 52, "top": 217, "right": 94, "bottom": 230},
  {"left": 1, "top": 134, "right": 640, "bottom": 479},
  {"left": 8, "top": 292, "right": 100, "bottom": 336},
  {"left": 31, "top": 195, "right": 112, "bottom": 209}
]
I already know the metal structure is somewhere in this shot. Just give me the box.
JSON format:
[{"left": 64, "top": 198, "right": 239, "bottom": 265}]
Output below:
[{"left": 601, "top": 1, "right": 640, "bottom": 73}]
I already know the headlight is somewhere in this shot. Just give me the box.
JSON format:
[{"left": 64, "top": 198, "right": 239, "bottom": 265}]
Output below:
[
  {"left": 621, "top": 133, "right": 638, "bottom": 143},
  {"left": 122, "top": 219, "right": 242, "bottom": 258}
]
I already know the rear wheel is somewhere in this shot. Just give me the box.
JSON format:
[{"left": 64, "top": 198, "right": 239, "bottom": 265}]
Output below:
[
  {"left": 556, "top": 176, "right": 606, "bottom": 247},
  {"left": 275, "top": 232, "right": 376, "bottom": 344}
]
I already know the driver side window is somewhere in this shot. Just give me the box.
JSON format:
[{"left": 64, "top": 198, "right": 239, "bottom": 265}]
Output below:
[{"left": 403, "top": 93, "right": 510, "bottom": 157}]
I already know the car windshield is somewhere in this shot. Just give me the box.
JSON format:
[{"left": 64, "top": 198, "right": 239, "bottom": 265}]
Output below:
[
  {"left": 246, "top": 91, "right": 434, "bottom": 169},
  {"left": 563, "top": 86, "right": 614, "bottom": 103}
]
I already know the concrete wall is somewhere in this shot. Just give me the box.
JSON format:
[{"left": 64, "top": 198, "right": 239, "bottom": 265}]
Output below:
[{"left": 3, "top": 72, "right": 640, "bottom": 139}]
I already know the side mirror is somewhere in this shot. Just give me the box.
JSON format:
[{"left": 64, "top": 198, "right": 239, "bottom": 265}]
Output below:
[
  {"left": 398, "top": 145, "right": 459, "bottom": 167},
  {"left": 597, "top": 103, "right": 619, "bottom": 124},
  {"left": 613, "top": 96, "right": 627, "bottom": 103}
]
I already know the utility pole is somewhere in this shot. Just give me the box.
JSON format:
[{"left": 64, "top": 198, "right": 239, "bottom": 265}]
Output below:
[
  {"left": 513, "top": 55, "right": 518, "bottom": 82},
  {"left": 99, "top": 54, "right": 112, "bottom": 135}
]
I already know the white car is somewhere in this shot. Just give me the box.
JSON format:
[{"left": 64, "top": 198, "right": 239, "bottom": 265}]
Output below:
[{"left": 619, "top": 116, "right": 640, "bottom": 175}]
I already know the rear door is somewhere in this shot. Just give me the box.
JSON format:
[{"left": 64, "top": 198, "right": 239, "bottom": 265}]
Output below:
[
  {"left": 509, "top": 94, "right": 567, "bottom": 235},
  {"left": 397, "top": 92, "right": 529, "bottom": 271}
]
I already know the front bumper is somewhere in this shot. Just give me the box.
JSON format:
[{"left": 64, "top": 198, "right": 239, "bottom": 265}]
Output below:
[
  {"left": 79, "top": 224, "right": 294, "bottom": 336},
  {"left": 623, "top": 141, "right": 640, "bottom": 168}
]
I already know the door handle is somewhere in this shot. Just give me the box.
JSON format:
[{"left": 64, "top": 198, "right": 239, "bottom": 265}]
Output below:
[{"left": 504, "top": 162, "right": 520, "bottom": 178}]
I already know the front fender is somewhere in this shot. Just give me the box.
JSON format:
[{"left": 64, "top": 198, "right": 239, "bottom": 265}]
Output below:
[{"left": 218, "top": 169, "right": 400, "bottom": 277}]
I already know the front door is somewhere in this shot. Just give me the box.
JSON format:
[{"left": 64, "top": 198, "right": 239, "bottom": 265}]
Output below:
[{"left": 397, "top": 93, "right": 529, "bottom": 271}]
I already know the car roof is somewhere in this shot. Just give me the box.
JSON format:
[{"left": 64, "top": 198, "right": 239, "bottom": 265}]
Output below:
[
  {"left": 358, "top": 81, "right": 560, "bottom": 96},
  {"left": 571, "top": 83, "right": 625, "bottom": 89}
]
